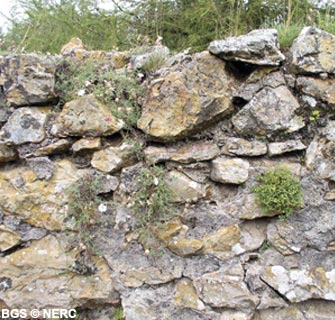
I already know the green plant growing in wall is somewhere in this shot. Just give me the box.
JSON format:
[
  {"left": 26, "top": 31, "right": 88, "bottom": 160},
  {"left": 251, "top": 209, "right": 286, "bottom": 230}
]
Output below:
[
  {"left": 254, "top": 167, "right": 303, "bottom": 219},
  {"left": 133, "top": 166, "right": 174, "bottom": 228},
  {"left": 309, "top": 109, "right": 321, "bottom": 122},
  {"left": 66, "top": 174, "right": 102, "bottom": 274}
]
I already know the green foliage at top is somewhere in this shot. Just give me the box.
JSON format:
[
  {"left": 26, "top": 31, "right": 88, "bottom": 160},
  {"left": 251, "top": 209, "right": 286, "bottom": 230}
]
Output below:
[
  {"left": 3, "top": 0, "right": 334, "bottom": 54},
  {"left": 254, "top": 167, "right": 303, "bottom": 219},
  {"left": 133, "top": 166, "right": 174, "bottom": 228},
  {"left": 55, "top": 57, "right": 144, "bottom": 129}
]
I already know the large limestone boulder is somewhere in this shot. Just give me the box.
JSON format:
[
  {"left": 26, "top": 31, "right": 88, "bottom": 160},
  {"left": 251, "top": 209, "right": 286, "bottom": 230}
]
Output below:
[
  {"left": 0, "top": 54, "right": 57, "bottom": 106},
  {"left": 232, "top": 86, "right": 304, "bottom": 136},
  {"left": 0, "top": 160, "right": 89, "bottom": 230},
  {"left": 208, "top": 29, "right": 285, "bottom": 66},
  {"left": 51, "top": 94, "right": 123, "bottom": 137},
  {"left": 0, "top": 107, "right": 50, "bottom": 145},
  {"left": 137, "top": 51, "right": 236, "bottom": 141},
  {"left": 0, "top": 235, "right": 119, "bottom": 310},
  {"left": 290, "top": 27, "right": 335, "bottom": 75}
]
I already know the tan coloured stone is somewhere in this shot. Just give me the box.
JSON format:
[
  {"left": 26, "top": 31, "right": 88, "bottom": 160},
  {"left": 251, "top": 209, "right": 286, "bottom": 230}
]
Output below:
[
  {"left": 0, "top": 107, "right": 50, "bottom": 145},
  {"left": 61, "top": 37, "right": 86, "bottom": 55},
  {"left": 138, "top": 51, "right": 236, "bottom": 141},
  {"left": 154, "top": 217, "right": 184, "bottom": 243},
  {"left": 145, "top": 142, "right": 219, "bottom": 165},
  {"left": 221, "top": 137, "right": 267, "bottom": 157},
  {"left": 72, "top": 137, "right": 102, "bottom": 153},
  {"left": 168, "top": 238, "right": 203, "bottom": 256},
  {"left": 91, "top": 142, "right": 136, "bottom": 173},
  {"left": 0, "top": 160, "right": 89, "bottom": 230},
  {"left": 0, "top": 144, "right": 17, "bottom": 162},
  {"left": 210, "top": 157, "right": 249, "bottom": 184},
  {"left": 202, "top": 225, "right": 241, "bottom": 259},
  {"left": 0, "top": 235, "right": 119, "bottom": 310},
  {"left": 0, "top": 225, "right": 20, "bottom": 251},
  {"left": 165, "top": 170, "right": 206, "bottom": 203},
  {"left": 34, "top": 139, "right": 72, "bottom": 156},
  {"left": 51, "top": 95, "right": 123, "bottom": 138},
  {"left": 174, "top": 278, "right": 205, "bottom": 311}
]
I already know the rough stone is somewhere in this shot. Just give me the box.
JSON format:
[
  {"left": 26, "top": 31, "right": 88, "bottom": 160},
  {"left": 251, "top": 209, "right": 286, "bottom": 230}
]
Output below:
[
  {"left": 0, "top": 235, "right": 119, "bottom": 310},
  {"left": 174, "top": 278, "right": 205, "bottom": 311},
  {"left": 232, "top": 86, "right": 304, "bottom": 136},
  {"left": 261, "top": 265, "right": 335, "bottom": 303},
  {"left": 26, "top": 157, "right": 55, "bottom": 180},
  {"left": 165, "top": 170, "right": 206, "bottom": 203},
  {"left": 72, "top": 137, "right": 102, "bottom": 153},
  {"left": 210, "top": 157, "right": 249, "bottom": 184},
  {"left": 137, "top": 51, "right": 236, "bottom": 141},
  {"left": 0, "top": 225, "right": 20, "bottom": 251},
  {"left": 168, "top": 237, "right": 204, "bottom": 256},
  {"left": 144, "top": 142, "right": 220, "bottom": 165},
  {"left": 91, "top": 142, "right": 136, "bottom": 173},
  {"left": 51, "top": 94, "right": 123, "bottom": 137},
  {"left": 268, "top": 140, "right": 306, "bottom": 157},
  {"left": 221, "top": 137, "right": 267, "bottom": 157},
  {"left": 0, "top": 107, "right": 50, "bottom": 145},
  {"left": 290, "top": 27, "right": 335, "bottom": 75},
  {"left": 208, "top": 29, "right": 285, "bottom": 66},
  {"left": 0, "top": 54, "right": 56, "bottom": 106},
  {"left": 0, "top": 144, "right": 17, "bottom": 162},
  {"left": 296, "top": 76, "right": 335, "bottom": 107},
  {"left": 193, "top": 263, "right": 259, "bottom": 311},
  {"left": 34, "top": 139, "right": 73, "bottom": 156},
  {"left": 0, "top": 159, "right": 90, "bottom": 230}
]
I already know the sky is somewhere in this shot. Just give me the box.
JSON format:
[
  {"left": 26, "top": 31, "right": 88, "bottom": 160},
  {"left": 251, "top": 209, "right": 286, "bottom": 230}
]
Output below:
[{"left": 0, "top": 0, "right": 15, "bottom": 32}]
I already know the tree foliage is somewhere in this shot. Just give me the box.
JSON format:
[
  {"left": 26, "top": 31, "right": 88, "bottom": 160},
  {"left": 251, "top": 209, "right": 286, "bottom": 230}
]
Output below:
[{"left": 2, "top": 0, "right": 334, "bottom": 54}]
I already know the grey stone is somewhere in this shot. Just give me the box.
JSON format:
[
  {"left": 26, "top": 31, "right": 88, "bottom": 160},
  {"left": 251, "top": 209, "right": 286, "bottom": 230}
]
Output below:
[
  {"left": 290, "top": 26, "right": 335, "bottom": 75},
  {"left": 210, "top": 157, "right": 249, "bottom": 184},
  {"left": 130, "top": 45, "right": 169, "bottom": 69},
  {"left": 208, "top": 29, "right": 285, "bottom": 66},
  {"left": 0, "top": 107, "right": 50, "bottom": 145},
  {"left": 268, "top": 140, "right": 306, "bottom": 157},
  {"left": 27, "top": 157, "right": 55, "bottom": 180},
  {"left": 222, "top": 137, "right": 267, "bottom": 157},
  {"left": 0, "top": 54, "right": 57, "bottom": 106},
  {"left": 232, "top": 86, "right": 304, "bottom": 136}
]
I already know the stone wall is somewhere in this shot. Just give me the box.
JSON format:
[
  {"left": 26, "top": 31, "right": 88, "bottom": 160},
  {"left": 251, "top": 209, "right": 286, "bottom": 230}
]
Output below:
[{"left": 0, "top": 28, "right": 335, "bottom": 320}]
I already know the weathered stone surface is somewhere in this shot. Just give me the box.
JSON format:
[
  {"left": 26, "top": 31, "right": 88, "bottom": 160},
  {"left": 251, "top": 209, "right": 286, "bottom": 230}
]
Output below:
[
  {"left": 296, "top": 76, "right": 335, "bottom": 106},
  {"left": 194, "top": 263, "right": 259, "bottom": 310},
  {"left": 208, "top": 29, "right": 285, "bottom": 66},
  {"left": 0, "top": 225, "right": 20, "bottom": 251},
  {"left": 96, "top": 174, "right": 119, "bottom": 194},
  {"left": 144, "top": 142, "right": 220, "bottom": 165},
  {"left": 51, "top": 95, "right": 123, "bottom": 137},
  {"left": 221, "top": 137, "right": 267, "bottom": 157},
  {"left": 168, "top": 237, "right": 204, "bottom": 256},
  {"left": 254, "top": 306, "right": 305, "bottom": 320},
  {"left": 26, "top": 157, "right": 55, "bottom": 180},
  {"left": 165, "top": 170, "right": 206, "bottom": 203},
  {"left": 72, "top": 137, "right": 101, "bottom": 153},
  {"left": 267, "top": 200, "right": 335, "bottom": 255},
  {"left": 0, "top": 235, "right": 119, "bottom": 309},
  {"left": 0, "top": 144, "right": 17, "bottom": 162},
  {"left": 210, "top": 157, "right": 249, "bottom": 184},
  {"left": 174, "top": 278, "right": 205, "bottom": 311},
  {"left": 234, "top": 70, "right": 286, "bottom": 102},
  {"left": 0, "top": 160, "right": 89, "bottom": 230},
  {"left": 232, "top": 86, "right": 304, "bottom": 136},
  {"left": 91, "top": 142, "right": 136, "bottom": 173},
  {"left": 34, "top": 139, "right": 72, "bottom": 156},
  {"left": 138, "top": 51, "right": 236, "bottom": 141},
  {"left": 61, "top": 37, "right": 86, "bottom": 55},
  {"left": 0, "top": 54, "right": 56, "bottom": 106},
  {"left": 130, "top": 45, "right": 169, "bottom": 69},
  {"left": 290, "top": 27, "right": 335, "bottom": 75},
  {"left": 0, "top": 107, "right": 50, "bottom": 145},
  {"left": 261, "top": 265, "right": 335, "bottom": 302},
  {"left": 268, "top": 140, "right": 306, "bottom": 157}
]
